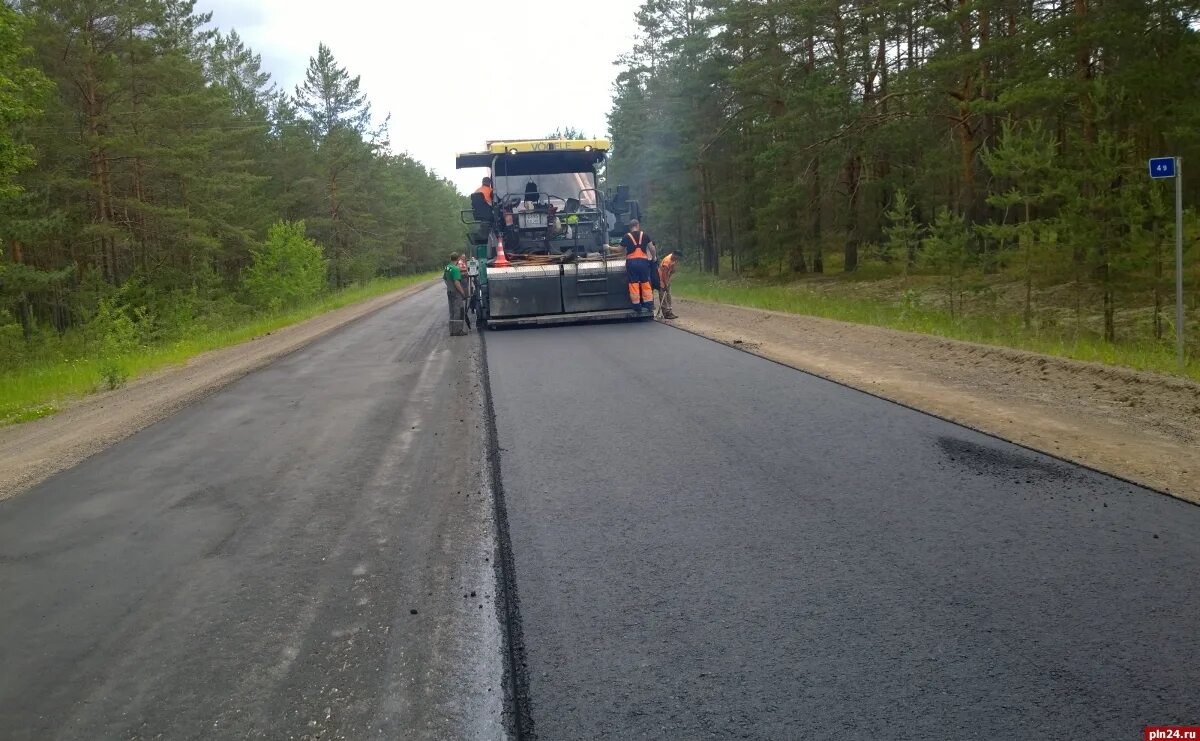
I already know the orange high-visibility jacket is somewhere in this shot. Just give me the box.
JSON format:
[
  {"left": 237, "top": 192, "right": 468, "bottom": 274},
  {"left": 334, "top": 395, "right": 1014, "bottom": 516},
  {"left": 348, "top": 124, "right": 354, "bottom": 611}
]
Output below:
[
  {"left": 621, "top": 231, "right": 652, "bottom": 260},
  {"left": 474, "top": 185, "right": 494, "bottom": 206},
  {"left": 659, "top": 252, "right": 678, "bottom": 287}
]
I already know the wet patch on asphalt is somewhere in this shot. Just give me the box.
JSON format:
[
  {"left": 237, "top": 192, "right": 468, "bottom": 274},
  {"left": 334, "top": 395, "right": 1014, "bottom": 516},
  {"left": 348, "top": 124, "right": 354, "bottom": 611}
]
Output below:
[{"left": 936, "top": 435, "right": 1078, "bottom": 483}]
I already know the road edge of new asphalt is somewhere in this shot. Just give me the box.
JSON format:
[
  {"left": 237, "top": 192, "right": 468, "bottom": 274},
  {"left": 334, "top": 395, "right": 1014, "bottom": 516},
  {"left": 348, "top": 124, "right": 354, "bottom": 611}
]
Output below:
[
  {"left": 664, "top": 318, "right": 1200, "bottom": 510},
  {"left": 478, "top": 328, "right": 536, "bottom": 741}
]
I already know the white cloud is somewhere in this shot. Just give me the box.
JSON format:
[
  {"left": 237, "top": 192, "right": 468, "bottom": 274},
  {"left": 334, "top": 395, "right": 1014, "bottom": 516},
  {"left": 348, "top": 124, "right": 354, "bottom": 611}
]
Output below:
[{"left": 199, "top": 0, "right": 644, "bottom": 194}]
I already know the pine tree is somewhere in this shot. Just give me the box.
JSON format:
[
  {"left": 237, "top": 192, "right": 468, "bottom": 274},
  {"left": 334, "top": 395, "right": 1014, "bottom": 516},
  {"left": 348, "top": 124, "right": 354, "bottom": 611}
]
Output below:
[
  {"left": 207, "top": 30, "right": 275, "bottom": 120},
  {"left": 295, "top": 43, "right": 371, "bottom": 139},
  {"left": 0, "top": 4, "right": 51, "bottom": 198},
  {"left": 922, "top": 208, "right": 973, "bottom": 318},
  {"left": 883, "top": 189, "right": 923, "bottom": 272},
  {"left": 981, "top": 120, "right": 1064, "bottom": 328},
  {"left": 1059, "top": 88, "right": 1139, "bottom": 343},
  {"left": 294, "top": 44, "right": 380, "bottom": 287},
  {"left": 546, "top": 127, "right": 588, "bottom": 140},
  {"left": 607, "top": 0, "right": 1200, "bottom": 353},
  {"left": 0, "top": 3, "right": 58, "bottom": 338}
]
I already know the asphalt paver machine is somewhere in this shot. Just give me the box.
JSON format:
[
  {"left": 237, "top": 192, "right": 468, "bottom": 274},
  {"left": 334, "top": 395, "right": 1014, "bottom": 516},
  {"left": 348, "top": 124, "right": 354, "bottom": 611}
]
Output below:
[{"left": 457, "top": 139, "right": 644, "bottom": 328}]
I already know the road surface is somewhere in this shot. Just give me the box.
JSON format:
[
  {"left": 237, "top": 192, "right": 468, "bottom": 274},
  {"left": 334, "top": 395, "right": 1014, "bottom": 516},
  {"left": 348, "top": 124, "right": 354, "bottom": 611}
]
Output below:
[
  {"left": 3, "top": 291, "right": 1198, "bottom": 740},
  {"left": 486, "top": 320, "right": 1200, "bottom": 740},
  {"left": 0, "top": 286, "right": 504, "bottom": 739}
]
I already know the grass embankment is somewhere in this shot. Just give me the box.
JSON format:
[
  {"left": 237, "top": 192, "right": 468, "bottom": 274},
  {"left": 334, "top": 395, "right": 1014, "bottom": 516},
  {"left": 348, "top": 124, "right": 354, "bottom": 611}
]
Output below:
[
  {"left": 0, "top": 274, "right": 433, "bottom": 426},
  {"left": 674, "top": 272, "right": 1200, "bottom": 383}
]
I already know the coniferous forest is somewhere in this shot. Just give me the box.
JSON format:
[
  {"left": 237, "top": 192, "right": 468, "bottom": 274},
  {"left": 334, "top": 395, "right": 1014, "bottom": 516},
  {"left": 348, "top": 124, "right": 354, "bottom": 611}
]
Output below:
[
  {"left": 608, "top": 0, "right": 1199, "bottom": 348},
  {"left": 4, "top": 0, "right": 1200, "bottom": 392},
  {"left": 1, "top": 1, "right": 463, "bottom": 374}
]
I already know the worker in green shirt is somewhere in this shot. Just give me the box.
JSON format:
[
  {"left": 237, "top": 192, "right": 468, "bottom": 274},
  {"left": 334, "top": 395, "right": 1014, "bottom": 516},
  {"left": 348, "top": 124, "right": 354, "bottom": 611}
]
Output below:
[{"left": 444, "top": 252, "right": 467, "bottom": 334}]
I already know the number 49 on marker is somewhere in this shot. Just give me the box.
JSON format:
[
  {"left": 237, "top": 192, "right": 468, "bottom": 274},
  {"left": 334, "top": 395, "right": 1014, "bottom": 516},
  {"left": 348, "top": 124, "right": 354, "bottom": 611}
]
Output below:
[{"left": 1149, "top": 157, "right": 1177, "bottom": 179}]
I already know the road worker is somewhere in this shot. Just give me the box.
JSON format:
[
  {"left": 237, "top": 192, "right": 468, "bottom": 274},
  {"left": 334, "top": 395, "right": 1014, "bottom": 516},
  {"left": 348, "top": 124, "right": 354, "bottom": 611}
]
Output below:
[
  {"left": 456, "top": 252, "right": 473, "bottom": 328},
  {"left": 657, "top": 249, "right": 683, "bottom": 320},
  {"left": 474, "top": 177, "right": 495, "bottom": 206},
  {"left": 620, "top": 219, "right": 655, "bottom": 315},
  {"left": 444, "top": 252, "right": 467, "bottom": 335}
]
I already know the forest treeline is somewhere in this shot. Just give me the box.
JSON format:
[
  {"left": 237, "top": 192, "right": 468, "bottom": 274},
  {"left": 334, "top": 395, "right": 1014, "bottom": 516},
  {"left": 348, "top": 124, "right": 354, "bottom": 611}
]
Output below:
[
  {"left": 608, "top": 0, "right": 1200, "bottom": 342},
  {"left": 0, "top": 0, "right": 463, "bottom": 365}
]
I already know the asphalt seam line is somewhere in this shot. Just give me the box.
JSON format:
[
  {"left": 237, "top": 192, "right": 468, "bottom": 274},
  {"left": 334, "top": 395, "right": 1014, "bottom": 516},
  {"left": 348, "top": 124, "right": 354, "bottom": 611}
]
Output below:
[{"left": 479, "top": 328, "right": 536, "bottom": 741}]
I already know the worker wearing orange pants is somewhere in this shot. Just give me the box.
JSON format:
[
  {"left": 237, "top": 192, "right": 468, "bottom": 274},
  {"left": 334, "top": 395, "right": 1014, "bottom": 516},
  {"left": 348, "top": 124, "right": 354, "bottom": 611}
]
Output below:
[{"left": 621, "top": 219, "right": 656, "bottom": 315}]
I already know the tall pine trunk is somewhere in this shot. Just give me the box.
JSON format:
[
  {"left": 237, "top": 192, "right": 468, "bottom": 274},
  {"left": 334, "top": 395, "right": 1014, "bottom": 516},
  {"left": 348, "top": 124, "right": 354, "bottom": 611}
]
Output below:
[
  {"left": 843, "top": 154, "right": 861, "bottom": 272},
  {"left": 83, "top": 17, "right": 116, "bottom": 284}
]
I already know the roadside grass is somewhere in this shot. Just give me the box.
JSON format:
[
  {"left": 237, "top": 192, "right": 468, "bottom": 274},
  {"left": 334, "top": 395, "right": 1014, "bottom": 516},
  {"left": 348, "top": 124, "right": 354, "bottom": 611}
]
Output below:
[
  {"left": 0, "top": 274, "right": 434, "bottom": 426},
  {"left": 674, "top": 273, "right": 1200, "bottom": 383}
]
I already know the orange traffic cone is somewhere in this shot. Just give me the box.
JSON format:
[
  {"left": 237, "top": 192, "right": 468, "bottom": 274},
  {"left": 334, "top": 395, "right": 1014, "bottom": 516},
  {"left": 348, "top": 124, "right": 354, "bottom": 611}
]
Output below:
[{"left": 493, "top": 234, "right": 511, "bottom": 267}]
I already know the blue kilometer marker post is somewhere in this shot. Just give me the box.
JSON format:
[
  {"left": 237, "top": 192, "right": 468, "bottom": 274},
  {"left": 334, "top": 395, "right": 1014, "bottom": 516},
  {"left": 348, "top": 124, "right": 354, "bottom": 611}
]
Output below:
[
  {"left": 1149, "top": 157, "right": 1177, "bottom": 179},
  {"left": 1149, "top": 157, "right": 1185, "bottom": 368}
]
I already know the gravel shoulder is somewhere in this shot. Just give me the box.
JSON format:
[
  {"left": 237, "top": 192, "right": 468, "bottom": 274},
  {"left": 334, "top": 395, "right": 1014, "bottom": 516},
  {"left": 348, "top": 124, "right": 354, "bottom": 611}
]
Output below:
[
  {"left": 0, "top": 281, "right": 431, "bottom": 501},
  {"left": 671, "top": 297, "right": 1200, "bottom": 503}
]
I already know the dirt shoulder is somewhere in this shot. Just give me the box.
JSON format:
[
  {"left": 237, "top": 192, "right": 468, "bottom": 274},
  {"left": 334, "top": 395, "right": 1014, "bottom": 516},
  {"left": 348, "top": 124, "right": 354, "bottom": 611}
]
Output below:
[
  {"left": 0, "top": 281, "right": 433, "bottom": 501},
  {"left": 671, "top": 298, "right": 1200, "bottom": 504}
]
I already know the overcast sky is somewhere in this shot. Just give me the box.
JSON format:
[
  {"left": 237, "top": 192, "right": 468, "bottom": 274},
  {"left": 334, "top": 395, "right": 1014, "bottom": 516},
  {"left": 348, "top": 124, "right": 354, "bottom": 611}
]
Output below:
[{"left": 197, "top": 0, "right": 645, "bottom": 194}]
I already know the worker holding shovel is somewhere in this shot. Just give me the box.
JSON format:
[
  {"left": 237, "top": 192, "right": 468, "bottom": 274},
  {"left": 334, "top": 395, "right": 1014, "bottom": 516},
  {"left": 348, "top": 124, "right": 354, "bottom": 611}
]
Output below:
[{"left": 656, "top": 249, "right": 683, "bottom": 320}]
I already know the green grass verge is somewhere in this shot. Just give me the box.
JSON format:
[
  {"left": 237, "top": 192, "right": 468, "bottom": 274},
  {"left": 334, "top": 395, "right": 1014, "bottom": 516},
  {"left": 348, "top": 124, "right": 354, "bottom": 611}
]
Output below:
[
  {"left": 674, "top": 273, "right": 1200, "bottom": 382},
  {"left": 0, "top": 274, "right": 434, "bottom": 427}
]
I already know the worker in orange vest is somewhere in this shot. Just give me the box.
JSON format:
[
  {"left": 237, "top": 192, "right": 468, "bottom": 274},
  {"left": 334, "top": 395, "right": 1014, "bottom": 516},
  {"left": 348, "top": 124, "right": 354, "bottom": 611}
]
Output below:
[
  {"left": 657, "top": 249, "right": 683, "bottom": 320},
  {"left": 620, "top": 219, "right": 656, "bottom": 315},
  {"left": 474, "top": 177, "right": 495, "bottom": 206}
]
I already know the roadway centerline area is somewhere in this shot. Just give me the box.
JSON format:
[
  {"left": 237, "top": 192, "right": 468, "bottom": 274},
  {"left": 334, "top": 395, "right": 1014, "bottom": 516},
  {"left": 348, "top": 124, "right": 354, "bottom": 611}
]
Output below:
[
  {"left": 0, "top": 286, "right": 504, "bottom": 740},
  {"left": 484, "top": 320, "right": 1200, "bottom": 740}
]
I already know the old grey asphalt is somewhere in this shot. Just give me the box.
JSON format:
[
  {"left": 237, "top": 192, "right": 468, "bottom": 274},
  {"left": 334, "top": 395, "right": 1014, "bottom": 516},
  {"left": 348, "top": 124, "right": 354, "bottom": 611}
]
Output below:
[
  {"left": 486, "top": 320, "right": 1200, "bottom": 740},
  {"left": 0, "top": 286, "right": 503, "bottom": 740}
]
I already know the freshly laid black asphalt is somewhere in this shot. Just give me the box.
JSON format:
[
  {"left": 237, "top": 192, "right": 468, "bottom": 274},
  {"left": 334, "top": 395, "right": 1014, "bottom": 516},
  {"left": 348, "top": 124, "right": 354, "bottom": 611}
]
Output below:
[
  {"left": 486, "top": 320, "right": 1200, "bottom": 740},
  {"left": 0, "top": 286, "right": 504, "bottom": 739}
]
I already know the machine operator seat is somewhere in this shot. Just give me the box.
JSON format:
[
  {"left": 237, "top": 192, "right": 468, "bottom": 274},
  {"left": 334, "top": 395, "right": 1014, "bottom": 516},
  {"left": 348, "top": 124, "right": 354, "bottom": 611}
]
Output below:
[
  {"left": 468, "top": 191, "right": 493, "bottom": 245},
  {"left": 469, "top": 191, "right": 493, "bottom": 223}
]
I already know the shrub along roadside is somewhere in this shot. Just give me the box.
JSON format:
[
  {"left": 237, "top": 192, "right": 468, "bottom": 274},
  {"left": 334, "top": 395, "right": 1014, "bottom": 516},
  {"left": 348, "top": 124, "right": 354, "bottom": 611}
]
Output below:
[
  {"left": 0, "top": 274, "right": 433, "bottom": 426},
  {"left": 673, "top": 274, "right": 1200, "bottom": 383},
  {"left": 242, "top": 221, "right": 329, "bottom": 312}
]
